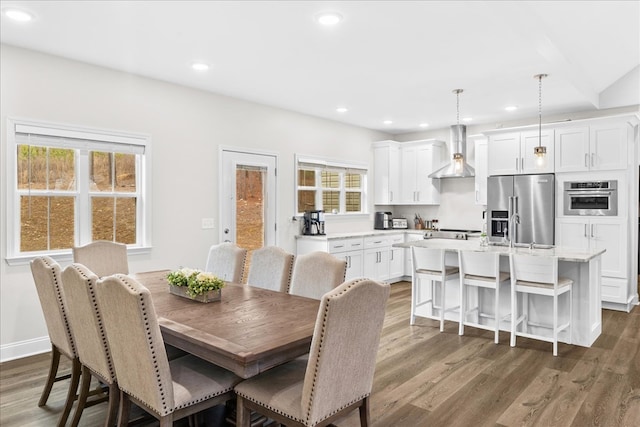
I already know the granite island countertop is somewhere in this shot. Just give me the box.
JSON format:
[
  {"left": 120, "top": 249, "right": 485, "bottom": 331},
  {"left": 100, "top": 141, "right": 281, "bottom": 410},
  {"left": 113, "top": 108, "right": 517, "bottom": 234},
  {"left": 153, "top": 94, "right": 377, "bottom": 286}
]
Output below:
[{"left": 393, "top": 239, "right": 605, "bottom": 263}]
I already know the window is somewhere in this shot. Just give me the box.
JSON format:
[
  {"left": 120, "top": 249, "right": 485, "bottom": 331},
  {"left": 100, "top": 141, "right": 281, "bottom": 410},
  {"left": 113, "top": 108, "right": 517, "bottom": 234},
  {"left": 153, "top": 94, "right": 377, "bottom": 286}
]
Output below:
[
  {"left": 6, "top": 118, "right": 151, "bottom": 263},
  {"left": 295, "top": 155, "right": 367, "bottom": 215}
]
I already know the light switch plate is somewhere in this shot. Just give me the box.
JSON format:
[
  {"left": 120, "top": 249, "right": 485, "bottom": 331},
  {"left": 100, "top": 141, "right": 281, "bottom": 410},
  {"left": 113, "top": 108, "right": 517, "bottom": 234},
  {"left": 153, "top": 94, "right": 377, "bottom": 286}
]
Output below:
[{"left": 201, "top": 218, "right": 215, "bottom": 229}]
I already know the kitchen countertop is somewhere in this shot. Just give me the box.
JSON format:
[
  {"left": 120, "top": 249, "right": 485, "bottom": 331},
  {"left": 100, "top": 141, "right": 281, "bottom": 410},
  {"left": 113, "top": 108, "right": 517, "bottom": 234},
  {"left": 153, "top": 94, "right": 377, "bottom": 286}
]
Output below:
[
  {"left": 393, "top": 239, "right": 605, "bottom": 262},
  {"left": 295, "top": 229, "right": 424, "bottom": 240}
]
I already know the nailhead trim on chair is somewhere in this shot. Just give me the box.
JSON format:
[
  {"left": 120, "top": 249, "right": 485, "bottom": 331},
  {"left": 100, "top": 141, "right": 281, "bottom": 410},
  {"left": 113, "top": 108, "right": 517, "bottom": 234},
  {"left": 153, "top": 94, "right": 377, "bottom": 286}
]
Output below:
[
  {"left": 239, "top": 250, "right": 248, "bottom": 284},
  {"left": 115, "top": 275, "right": 171, "bottom": 416},
  {"left": 285, "top": 253, "right": 295, "bottom": 293},
  {"left": 285, "top": 255, "right": 296, "bottom": 294},
  {"left": 304, "top": 278, "right": 366, "bottom": 426},
  {"left": 235, "top": 277, "right": 373, "bottom": 426},
  {"left": 234, "top": 391, "right": 306, "bottom": 424},
  {"left": 72, "top": 264, "right": 116, "bottom": 380},
  {"left": 111, "top": 275, "right": 233, "bottom": 415},
  {"left": 173, "top": 385, "right": 235, "bottom": 410},
  {"left": 42, "top": 257, "right": 77, "bottom": 356}
]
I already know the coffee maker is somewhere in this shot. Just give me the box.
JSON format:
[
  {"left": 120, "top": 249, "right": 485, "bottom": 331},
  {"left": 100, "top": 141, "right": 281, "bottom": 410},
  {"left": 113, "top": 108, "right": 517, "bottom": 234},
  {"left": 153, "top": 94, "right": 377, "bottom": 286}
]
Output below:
[
  {"left": 302, "top": 210, "right": 325, "bottom": 235},
  {"left": 374, "top": 211, "right": 392, "bottom": 230}
]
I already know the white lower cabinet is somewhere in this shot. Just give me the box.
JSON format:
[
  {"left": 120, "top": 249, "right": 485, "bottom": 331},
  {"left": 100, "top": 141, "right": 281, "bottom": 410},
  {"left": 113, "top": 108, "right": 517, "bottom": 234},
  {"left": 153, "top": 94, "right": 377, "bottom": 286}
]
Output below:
[
  {"left": 329, "top": 237, "right": 364, "bottom": 282},
  {"left": 556, "top": 217, "right": 628, "bottom": 304},
  {"left": 340, "top": 250, "right": 364, "bottom": 281},
  {"left": 364, "top": 247, "right": 390, "bottom": 282},
  {"left": 296, "top": 233, "right": 405, "bottom": 284},
  {"left": 363, "top": 234, "right": 405, "bottom": 282},
  {"left": 388, "top": 234, "right": 405, "bottom": 280}
]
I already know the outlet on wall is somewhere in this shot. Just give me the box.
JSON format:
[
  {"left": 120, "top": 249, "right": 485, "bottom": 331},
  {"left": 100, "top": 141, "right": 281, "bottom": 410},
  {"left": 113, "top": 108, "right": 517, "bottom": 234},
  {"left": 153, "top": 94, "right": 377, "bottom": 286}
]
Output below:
[{"left": 201, "top": 218, "right": 215, "bottom": 229}]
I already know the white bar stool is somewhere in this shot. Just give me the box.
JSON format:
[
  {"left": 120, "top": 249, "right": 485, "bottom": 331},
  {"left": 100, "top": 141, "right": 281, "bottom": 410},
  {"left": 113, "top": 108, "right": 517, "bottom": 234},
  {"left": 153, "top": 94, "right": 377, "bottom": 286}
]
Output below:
[
  {"left": 410, "top": 246, "right": 460, "bottom": 332},
  {"left": 509, "top": 253, "right": 573, "bottom": 356},
  {"left": 458, "top": 250, "right": 510, "bottom": 343}
]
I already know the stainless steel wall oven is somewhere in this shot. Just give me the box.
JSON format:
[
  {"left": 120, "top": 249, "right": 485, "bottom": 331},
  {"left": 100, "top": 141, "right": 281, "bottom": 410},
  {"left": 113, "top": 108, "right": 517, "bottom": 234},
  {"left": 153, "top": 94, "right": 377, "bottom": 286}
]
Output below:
[{"left": 563, "top": 180, "right": 618, "bottom": 216}]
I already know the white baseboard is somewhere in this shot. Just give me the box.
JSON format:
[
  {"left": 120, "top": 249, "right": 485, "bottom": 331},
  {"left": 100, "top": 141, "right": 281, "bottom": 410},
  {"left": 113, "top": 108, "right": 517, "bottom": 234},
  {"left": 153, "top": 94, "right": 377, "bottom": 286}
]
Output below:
[{"left": 1, "top": 337, "right": 51, "bottom": 363}]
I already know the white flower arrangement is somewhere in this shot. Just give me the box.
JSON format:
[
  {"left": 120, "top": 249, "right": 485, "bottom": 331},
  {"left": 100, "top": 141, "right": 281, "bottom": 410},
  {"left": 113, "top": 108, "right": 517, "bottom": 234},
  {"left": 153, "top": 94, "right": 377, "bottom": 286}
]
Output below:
[{"left": 167, "top": 268, "right": 225, "bottom": 298}]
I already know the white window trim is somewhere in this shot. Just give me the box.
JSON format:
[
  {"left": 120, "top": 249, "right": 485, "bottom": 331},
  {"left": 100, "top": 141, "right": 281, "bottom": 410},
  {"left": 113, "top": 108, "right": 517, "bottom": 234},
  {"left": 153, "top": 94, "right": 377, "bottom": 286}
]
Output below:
[
  {"left": 294, "top": 154, "right": 368, "bottom": 217},
  {"left": 5, "top": 117, "right": 153, "bottom": 265}
]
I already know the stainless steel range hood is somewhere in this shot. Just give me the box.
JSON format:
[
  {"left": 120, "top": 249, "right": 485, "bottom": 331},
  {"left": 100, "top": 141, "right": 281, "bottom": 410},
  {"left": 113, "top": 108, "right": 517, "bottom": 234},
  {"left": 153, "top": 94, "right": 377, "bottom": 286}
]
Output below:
[{"left": 429, "top": 124, "right": 475, "bottom": 178}]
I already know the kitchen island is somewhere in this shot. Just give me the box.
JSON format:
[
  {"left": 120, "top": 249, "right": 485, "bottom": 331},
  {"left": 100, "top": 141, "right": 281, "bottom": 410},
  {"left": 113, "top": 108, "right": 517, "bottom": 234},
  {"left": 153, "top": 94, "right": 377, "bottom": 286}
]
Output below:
[{"left": 394, "top": 239, "right": 605, "bottom": 347}]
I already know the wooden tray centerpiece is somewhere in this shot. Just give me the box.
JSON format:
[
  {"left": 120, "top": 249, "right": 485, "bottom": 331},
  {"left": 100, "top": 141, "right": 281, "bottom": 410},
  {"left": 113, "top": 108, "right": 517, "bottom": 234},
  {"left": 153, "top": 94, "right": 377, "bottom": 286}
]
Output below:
[{"left": 167, "top": 268, "right": 224, "bottom": 303}]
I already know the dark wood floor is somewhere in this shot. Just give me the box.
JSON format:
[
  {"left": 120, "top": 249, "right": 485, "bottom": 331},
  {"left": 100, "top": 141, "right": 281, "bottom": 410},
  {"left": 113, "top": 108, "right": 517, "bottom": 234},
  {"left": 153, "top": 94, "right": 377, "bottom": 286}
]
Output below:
[{"left": 1, "top": 281, "right": 638, "bottom": 426}]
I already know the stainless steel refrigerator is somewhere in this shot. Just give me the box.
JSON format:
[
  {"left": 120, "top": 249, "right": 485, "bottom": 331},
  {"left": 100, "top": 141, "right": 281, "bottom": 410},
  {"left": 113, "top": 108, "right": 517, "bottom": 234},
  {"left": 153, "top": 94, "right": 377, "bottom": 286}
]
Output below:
[{"left": 487, "top": 174, "right": 555, "bottom": 245}]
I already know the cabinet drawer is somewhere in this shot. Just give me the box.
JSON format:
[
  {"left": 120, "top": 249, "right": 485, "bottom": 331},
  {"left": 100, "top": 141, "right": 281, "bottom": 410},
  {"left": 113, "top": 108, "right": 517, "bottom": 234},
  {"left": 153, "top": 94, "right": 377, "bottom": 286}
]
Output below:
[
  {"left": 601, "top": 276, "right": 627, "bottom": 304},
  {"left": 329, "top": 237, "right": 364, "bottom": 253},
  {"left": 388, "top": 234, "right": 404, "bottom": 244},
  {"left": 364, "top": 235, "right": 390, "bottom": 249}
]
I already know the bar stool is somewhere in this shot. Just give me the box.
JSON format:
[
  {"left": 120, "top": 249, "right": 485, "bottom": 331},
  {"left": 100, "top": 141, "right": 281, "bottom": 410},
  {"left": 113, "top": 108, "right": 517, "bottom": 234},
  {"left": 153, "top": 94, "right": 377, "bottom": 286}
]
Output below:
[
  {"left": 410, "top": 246, "right": 459, "bottom": 332},
  {"left": 509, "top": 253, "right": 573, "bottom": 356},
  {"left": 458, "top": 250, "right": 510, "bottom": 343}
]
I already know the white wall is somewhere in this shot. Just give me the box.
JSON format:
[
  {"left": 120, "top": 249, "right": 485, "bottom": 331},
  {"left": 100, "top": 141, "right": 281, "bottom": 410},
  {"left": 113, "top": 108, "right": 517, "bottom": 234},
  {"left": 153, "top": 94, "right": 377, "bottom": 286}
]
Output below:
[{"left": 0, "top": 44, "right": 390, "bottom": 361}]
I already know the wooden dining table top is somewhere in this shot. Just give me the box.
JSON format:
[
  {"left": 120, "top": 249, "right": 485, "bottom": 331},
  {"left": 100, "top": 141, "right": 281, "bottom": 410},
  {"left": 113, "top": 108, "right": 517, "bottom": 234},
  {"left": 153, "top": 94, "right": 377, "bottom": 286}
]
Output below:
[{"left": 131, "top": 270, "right": 320, "bottom": 379}]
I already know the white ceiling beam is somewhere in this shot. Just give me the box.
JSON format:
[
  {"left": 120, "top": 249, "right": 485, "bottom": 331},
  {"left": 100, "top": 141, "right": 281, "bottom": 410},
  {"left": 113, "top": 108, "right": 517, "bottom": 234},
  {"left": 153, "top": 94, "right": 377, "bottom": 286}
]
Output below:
[{"left": 493, "top": 1, "right": 600, "bottom": 108}]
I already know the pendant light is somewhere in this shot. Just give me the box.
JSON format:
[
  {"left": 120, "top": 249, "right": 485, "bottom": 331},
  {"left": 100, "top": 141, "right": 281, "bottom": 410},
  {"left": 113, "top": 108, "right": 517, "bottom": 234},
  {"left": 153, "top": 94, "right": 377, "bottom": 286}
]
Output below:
[
  {"left": 533, "top": 73, "right": 548, "bottom": 167},
  {"left": 452, "top": 89, "right": 464, "bottom": 173}
]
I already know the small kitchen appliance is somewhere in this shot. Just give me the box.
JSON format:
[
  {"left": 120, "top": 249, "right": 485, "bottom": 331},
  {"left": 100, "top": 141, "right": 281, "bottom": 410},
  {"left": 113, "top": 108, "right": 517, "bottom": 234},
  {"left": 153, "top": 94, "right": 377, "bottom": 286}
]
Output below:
[
  {"left": 302, "top": 210, "right": 325, "bottom": 235},
  {"left": 392, "top": 218, "right": 408, "bottom": 229},
  {"left": 374, "top": 212, "right": 392, "bottom": 230},
  {"left": 563, "top": 180, "right": 617, "bottom": 216}
]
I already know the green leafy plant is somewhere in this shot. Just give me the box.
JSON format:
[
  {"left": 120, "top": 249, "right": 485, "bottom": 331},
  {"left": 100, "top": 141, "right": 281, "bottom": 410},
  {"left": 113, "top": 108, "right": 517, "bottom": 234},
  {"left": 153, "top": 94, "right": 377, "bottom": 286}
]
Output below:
[{"left": 167, "top": 268, "right": 225, "bottom": 298}]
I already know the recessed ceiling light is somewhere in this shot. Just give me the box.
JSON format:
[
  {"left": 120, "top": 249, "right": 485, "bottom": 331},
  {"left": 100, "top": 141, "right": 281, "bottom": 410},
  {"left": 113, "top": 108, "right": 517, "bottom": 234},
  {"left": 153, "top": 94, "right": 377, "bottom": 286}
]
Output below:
[
  {"left": 419, "top": 123, "right": 429, "bottom": 128},
  {"left": 4, "top": 8, "right": 33, "bottom": 22},
  {"left": 462, "top": 117, "right": 473, "bottom": 122},
  {"left": 191, "top": 63, "right": 209, "bottom": 71},
  {"left": 316, "top": 12, "right": 343, "bottom": 26},
  {"left": 505, "top": 105, "right": 518, "bottom": 111},
  {"left": 383, "top": 120, "right": 393, "bottom": 125},
  {"left": 336, "top": 107, "right": 348, "bottom": 113}
]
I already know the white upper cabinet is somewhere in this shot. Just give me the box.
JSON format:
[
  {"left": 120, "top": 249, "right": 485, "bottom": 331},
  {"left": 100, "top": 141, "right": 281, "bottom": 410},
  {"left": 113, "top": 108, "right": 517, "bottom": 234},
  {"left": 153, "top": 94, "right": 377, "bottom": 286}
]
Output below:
[
  {"left": 373, "top": 139, "right": 444, "bottom": 205},
  {"left": 555, "top": 120, "right": 628, "bottom": 172},
  {"left": 400, "top": 142, "right": 443, "bottom": 204},
  {"left": 373, "top": 141, "right": 400, "bottom": 204},
  {"left": 473, "top": 138, "right": 488, "bottom": 205},
  {"left": 487, "top": 130, "right": 554, "bottom": 176}
]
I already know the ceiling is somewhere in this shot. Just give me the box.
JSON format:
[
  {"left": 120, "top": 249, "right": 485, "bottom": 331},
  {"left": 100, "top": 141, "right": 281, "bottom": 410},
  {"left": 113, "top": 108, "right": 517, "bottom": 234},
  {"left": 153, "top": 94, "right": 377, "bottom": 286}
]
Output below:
[{"left": 1, "top": 1, "right": 638, "bottom": 135}]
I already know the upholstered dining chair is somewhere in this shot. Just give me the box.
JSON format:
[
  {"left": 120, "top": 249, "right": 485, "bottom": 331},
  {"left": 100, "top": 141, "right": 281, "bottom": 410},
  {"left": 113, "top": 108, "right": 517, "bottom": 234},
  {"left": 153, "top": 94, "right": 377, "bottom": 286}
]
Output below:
[
  {"left": 205, "top": 242, "right": 248, "bottom": 283},
  {"left": 288, "top": 251, "right": 347, "bottom": 300},
  {"left": 246, "top": 246, "right": 295, "bottom": 292},
  {"left": 30, "top": 256, "right": 80, "bottom": 427},
  {"left": 61, "top": 263, "right": 118, "bottom": 427},
  {"left": 95, "top": 273, "right": 241, "bottom": 426},
  {"left": 72, "top": 240, "right": 129, "bottom": 278},
  {"left": 235, "top": 278, "right": 390, "bottom": 427}
]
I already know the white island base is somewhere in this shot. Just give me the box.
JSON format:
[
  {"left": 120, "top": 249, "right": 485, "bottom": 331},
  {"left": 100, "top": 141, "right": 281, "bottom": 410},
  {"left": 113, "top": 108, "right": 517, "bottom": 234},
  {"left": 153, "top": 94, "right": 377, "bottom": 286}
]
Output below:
[{"left": 394, "top": 239, "right": 604, "bottom": 348}]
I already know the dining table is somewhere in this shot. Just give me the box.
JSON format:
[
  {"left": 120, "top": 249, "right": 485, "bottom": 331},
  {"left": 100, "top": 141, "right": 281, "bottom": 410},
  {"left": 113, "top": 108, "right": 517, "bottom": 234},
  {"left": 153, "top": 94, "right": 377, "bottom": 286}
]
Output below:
[{"left": 131, "top": 270, "right": 320, "bottom": 379}]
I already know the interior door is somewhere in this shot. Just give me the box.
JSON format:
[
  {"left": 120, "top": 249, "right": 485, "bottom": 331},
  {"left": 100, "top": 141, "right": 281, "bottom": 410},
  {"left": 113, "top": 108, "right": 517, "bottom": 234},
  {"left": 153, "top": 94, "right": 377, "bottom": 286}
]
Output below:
[{"left": 220, "top": 150, "right": 277, "bottom": 254}]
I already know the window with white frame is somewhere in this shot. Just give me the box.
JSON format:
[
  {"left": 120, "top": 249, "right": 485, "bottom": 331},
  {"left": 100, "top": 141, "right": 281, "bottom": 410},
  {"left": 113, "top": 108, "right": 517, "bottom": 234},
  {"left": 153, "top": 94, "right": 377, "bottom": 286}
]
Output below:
[
  {"left": 6, "top": 118, "right": 151, "bottom": 263},
  {"left": 295, "top": 155, "right": 367, "bottom": 215}
]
